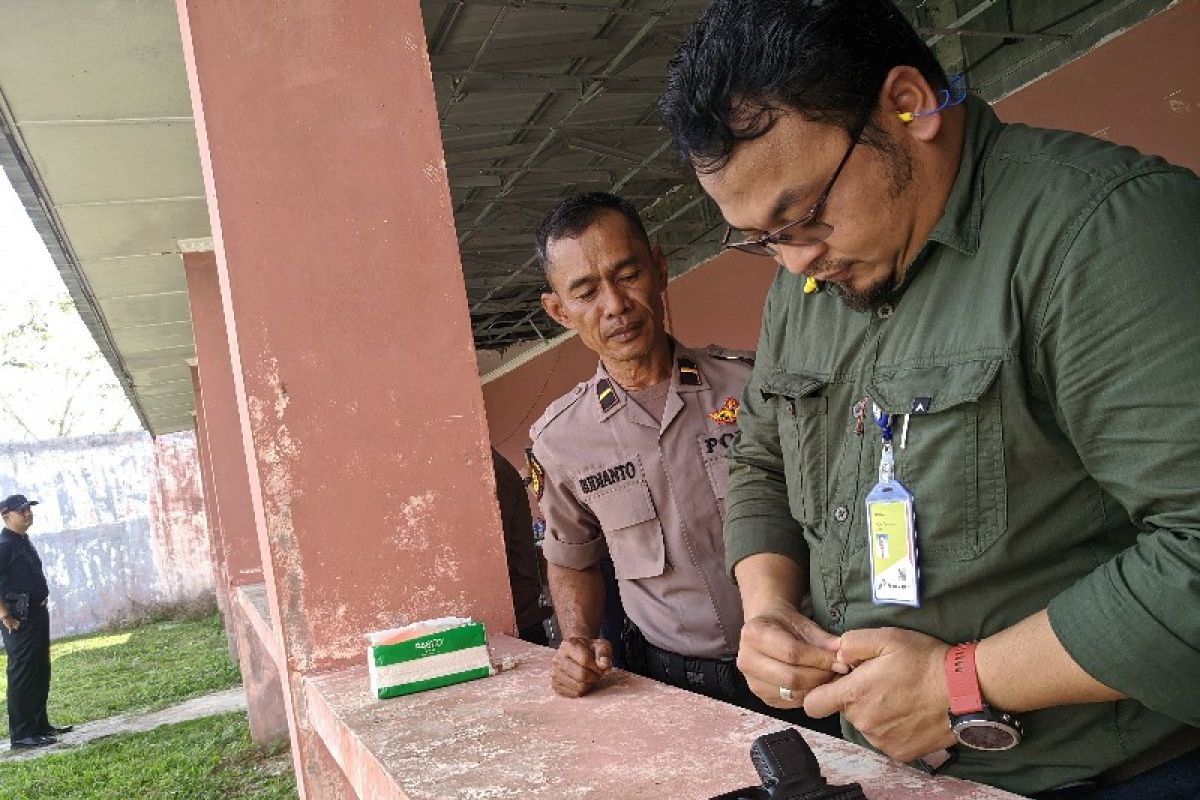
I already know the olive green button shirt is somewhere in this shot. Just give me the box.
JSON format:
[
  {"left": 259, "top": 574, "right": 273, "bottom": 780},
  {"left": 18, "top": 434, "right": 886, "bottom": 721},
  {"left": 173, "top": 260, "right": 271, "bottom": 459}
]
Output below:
[{"left": 724, "top": 96, "right": 1200, "bottom": 796}]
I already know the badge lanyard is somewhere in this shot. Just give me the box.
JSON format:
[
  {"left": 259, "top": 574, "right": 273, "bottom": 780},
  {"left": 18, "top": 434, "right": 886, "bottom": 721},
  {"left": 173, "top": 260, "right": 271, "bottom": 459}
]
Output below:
[{"left": 865, "top": 403, "right": 920, "bottom": 607}]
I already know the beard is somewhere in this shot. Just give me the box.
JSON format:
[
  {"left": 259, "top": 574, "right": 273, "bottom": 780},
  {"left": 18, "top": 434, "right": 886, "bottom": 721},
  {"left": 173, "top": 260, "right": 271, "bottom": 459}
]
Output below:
[
  {"left": 832, "top": 273, "right": 898, "bottom": 312},
  {"left": 822, "top": 134, "right": 913, "bottom": 312}
]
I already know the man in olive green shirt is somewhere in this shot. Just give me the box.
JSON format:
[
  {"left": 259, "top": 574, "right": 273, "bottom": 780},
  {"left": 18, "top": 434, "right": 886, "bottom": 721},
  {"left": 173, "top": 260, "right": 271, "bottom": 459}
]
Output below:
[{"left": 660, "top": 1, "right": 1200, "bottom": 797}]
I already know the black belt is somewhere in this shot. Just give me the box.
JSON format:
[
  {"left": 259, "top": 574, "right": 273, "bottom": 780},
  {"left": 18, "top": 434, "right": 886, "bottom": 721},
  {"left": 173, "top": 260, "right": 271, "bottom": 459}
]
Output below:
[{"left": 641, "top": 638, "right": 742, "bottom": 701}]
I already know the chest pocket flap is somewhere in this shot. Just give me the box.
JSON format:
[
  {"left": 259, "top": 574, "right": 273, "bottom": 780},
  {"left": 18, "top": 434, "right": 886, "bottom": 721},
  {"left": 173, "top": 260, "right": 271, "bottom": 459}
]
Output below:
[
  {"left": 868, "top": 357, "right": 1007, "bottom": 561},
  {"left": 761, "top": 370, "right": 827, "bottom": 401},
  {"left": 869, "top": 358, "right": 1002, "bottom": 415},
  {"left": 585, "top": 479, "right": 665, "bottom": 580}
]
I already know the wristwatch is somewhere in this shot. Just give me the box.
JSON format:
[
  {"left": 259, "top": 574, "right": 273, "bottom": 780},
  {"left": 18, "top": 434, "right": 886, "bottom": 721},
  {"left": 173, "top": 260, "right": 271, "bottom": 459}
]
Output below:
[{"left": 945, "top": 642, "right": 1023, "bottom": 750}]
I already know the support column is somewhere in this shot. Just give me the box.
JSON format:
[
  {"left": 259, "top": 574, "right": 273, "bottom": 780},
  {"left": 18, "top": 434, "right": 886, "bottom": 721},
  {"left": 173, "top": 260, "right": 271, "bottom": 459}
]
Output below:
[
  {"left": 190, "top": 364, "right": 236, "bottom": 658},
  {"left": 176, "top": 2, "right": 515, "bottom": 796},
  {"left": 183, "top": 249, "right": 265, "bottom": 590},
  {"left": 185, "top": 249, "right": 288, "bottom": 748}
]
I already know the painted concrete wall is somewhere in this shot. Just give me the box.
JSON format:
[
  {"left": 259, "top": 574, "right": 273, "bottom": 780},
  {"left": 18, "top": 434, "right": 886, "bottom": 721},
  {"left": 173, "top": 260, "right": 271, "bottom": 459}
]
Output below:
[
  {"left": 0, "top": 430, "right": 214, "bottom": 638},
  {"left": 993, "top": 0, "right": 1200, "bottom": 174}
]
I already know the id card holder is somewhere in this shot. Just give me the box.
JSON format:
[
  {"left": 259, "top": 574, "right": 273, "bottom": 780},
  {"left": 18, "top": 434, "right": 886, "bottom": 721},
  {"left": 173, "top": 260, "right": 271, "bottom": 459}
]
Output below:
[
  {"left": 865, "top": 480, "right": 920, "bottom": 607},
  {"left": 866, "top": 404, "right": 920, "bottom": 607}
]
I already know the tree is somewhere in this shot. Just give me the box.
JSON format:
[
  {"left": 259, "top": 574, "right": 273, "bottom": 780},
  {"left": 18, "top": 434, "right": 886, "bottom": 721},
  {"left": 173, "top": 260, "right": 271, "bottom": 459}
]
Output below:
[{"left": 0, "top": 293, "right": 138, "bottom": 441}]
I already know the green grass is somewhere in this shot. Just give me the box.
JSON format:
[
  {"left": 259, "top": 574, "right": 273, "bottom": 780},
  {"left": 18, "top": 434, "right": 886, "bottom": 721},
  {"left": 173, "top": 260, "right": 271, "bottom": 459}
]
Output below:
[
  {"left": 1, "top": 613, "right": 241, "bottom": 737},
  {"left": 0, "top": 711, "right": 296, "bottom": 800}
]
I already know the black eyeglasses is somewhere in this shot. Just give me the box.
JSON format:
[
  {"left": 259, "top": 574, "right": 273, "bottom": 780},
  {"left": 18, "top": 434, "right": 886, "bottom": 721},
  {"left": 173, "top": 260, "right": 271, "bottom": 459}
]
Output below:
[{"left": 722, "top": 101, "right": 875, "bottom": 257}]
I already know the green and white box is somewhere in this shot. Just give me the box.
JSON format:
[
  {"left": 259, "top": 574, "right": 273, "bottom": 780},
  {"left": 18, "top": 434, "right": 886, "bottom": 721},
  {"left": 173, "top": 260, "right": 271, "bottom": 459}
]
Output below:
[{"left": 367, "top": 617, "right": 493, "bottom": 700}]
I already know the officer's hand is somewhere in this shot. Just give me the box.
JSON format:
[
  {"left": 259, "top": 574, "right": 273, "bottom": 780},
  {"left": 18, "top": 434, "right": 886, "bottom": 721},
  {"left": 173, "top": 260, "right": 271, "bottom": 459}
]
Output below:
[
  {"left": 804, "top": 627, "right": 955, "bottom": 762},
  {"left": 1, "top": 616, "right": 18, "bottom": 634},
  {"left": 550, "top": 637, "right": 613, "bottom": 698},
  {"left": 737, "top": 604, "right": 845, "bottom": 709}
]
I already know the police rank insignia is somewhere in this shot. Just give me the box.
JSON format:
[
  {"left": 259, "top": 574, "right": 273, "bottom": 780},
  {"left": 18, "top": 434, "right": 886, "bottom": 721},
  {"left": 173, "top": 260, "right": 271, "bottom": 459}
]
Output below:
[
  {"left": 708, "top": 397, "right": 740, "bottom": 426},
  {"left": 678, "top": 357, "right": 703, "bottom": 386},
  {"left": 525, "top": 448, "right": 546, "bottom": 500}
]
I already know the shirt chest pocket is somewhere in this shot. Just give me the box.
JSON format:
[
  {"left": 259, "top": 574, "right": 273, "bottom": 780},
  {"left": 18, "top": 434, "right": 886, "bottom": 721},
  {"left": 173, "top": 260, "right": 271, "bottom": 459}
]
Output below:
[
  {"left": 585, "top": 479, "right": 666, "bottom": 580},
  {"left": 760, "top": 371, "right": 830, "bottom": 533},
  {"left": 868, "top": 357, "right": 1007, "bottom": 562},
  {"left": 698, "top": 428, "right": 739, "bottom": 520}
]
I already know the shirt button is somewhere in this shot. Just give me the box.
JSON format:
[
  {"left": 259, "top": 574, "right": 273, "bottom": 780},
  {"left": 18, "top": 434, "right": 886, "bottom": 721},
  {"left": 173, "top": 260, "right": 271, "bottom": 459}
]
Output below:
[
  {"left": 833, "top": 505, "right": 850, "bottom": 522},
  {"left": 876, "top": 303, "right": 894, "bottom": 319},
  {"left": 828, "top": 605, "right": 842, "bottom": 623}
]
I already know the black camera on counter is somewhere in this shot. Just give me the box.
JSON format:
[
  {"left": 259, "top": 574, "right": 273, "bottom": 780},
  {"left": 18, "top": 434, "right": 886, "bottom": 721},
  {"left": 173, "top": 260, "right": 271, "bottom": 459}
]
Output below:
[{"left": 709, "top": 728, "right": 867, "bottom": 800}]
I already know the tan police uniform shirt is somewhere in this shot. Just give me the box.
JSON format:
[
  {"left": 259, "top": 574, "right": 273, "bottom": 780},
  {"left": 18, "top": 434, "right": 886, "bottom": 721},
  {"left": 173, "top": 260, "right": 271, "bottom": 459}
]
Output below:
[{"left": 529, "top": 342, "right": 751, "bottom": 659}]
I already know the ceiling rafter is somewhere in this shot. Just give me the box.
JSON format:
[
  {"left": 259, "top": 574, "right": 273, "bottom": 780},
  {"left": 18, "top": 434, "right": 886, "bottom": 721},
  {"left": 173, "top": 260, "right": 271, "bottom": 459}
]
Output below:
[
  {"left": 438, "top": 72, "right": 663, "bottom": 93},
  {"left": 457, "top": 0, "right": 681, "bottom": 253}
]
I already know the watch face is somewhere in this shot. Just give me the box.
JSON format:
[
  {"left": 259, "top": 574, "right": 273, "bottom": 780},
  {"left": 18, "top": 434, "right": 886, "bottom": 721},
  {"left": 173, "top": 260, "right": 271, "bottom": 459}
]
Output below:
[{"left": 954, "top": 719, "right": 1021, "bottom": 751}]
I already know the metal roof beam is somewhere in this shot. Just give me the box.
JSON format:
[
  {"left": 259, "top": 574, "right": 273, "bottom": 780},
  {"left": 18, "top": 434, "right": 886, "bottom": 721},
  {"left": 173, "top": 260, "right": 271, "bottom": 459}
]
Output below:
[
  {"left": 432, "top": 34, "right": 671, "bottom": 73},
  {"left": 440, "top": 72, "right": 662, "bottom": 93},
  {"left": 449, "top": 0, "right": 691, "bottom": 21},
  {"left": 445, "top": 141, "right": 556, "bottom": 163}
]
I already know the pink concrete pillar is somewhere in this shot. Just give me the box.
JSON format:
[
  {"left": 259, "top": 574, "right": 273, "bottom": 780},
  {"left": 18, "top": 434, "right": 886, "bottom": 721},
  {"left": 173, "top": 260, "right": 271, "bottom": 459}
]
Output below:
[
  {"left": 176, "top": 2, "right": 515, "bottom": 795},
  {"left": 191, "top": 365, "right": 237, "bottom": 657},
  {"left": 183, "top": 251, "right": 265, "bottom": 590},
  {"left": 187, "top": 253, "right": 290, "bottom": 749},
  {"left": 229, "top": 598, "right": 291, "bottom": 748}
]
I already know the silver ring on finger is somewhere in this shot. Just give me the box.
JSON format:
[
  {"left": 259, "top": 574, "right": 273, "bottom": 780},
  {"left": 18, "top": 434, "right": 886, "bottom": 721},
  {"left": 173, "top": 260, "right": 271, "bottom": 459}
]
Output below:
[{"left": 779, "top": 686, "right": 794, "bottom": 702}]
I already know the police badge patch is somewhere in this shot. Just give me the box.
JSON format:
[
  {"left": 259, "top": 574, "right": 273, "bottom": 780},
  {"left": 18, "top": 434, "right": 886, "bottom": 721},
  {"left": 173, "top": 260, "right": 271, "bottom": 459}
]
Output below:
[
  {"left": 525, "top": 448, "right": 546, "bottom": 500},
  {"left": 707, "top": 397, "right": 740, "bottom": 425}
]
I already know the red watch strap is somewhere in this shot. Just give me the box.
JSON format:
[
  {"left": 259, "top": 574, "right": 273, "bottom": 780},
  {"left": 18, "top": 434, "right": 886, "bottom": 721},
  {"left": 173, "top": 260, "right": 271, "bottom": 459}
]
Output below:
[{"left": 945, "top": 642, "right": 984, "bottom": 715}]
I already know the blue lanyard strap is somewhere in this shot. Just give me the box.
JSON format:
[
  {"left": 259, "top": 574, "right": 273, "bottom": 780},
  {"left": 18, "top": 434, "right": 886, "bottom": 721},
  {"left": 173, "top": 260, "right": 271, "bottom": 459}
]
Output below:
[{"left": 872, "top": 403, "right": 893, "bottom": 442}]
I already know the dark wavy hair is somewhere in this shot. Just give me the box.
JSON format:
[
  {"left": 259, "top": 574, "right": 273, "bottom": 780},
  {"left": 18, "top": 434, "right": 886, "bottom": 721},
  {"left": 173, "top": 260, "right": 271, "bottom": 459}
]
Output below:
[
  {"left": 659, "top": 0, "right": 948, "bottom": 173},
  {"left": 535, "top": 192, "right": 651, "bottom": 278}
]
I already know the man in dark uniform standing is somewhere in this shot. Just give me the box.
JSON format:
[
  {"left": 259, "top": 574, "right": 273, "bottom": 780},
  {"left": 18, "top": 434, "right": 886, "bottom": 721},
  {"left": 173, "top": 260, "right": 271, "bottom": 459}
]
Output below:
[{"left": 1, "top": 493, "right": 72, "bottom": 749}]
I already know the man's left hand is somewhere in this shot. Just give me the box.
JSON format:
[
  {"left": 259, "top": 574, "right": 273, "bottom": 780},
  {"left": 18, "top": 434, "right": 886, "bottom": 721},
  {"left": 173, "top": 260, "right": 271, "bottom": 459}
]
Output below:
[{"left": 803, "top": 627, "right": 955, "bottom": 762}]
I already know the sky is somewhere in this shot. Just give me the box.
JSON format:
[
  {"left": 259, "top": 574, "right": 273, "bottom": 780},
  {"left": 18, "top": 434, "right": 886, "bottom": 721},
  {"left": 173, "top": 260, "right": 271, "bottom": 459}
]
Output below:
[{"left": 0, "top": 169, "right": 139, "bottom": 442}]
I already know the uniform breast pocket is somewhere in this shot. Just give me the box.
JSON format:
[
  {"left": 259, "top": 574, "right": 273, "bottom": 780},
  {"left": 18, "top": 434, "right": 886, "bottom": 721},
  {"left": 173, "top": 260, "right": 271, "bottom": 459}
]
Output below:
[
  {"left": 760, "top": 371, "right": 830, "bottom": 532},
  {"left": 698, "top": 428, "right": 738, "bottom": 520},
  {"left": 585, "top": 478, "right": 666, "bottom": 580},
  {"left": 868, "top": 358, "right": 1007, "bottom": 561}
]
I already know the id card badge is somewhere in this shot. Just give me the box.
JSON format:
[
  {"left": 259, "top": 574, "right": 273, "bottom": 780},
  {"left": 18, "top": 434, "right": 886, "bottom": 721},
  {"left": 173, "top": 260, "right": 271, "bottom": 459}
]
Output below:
[{"left": 867, "top": 405, "right": 920, "bottom": 607}]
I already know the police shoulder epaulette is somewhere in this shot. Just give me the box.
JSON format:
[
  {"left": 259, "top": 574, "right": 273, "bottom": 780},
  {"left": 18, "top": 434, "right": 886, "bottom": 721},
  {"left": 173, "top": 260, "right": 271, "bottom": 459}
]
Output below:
[
  {"left": 678, "top": 356, "right": 703, "bottom": 386},
  {"left": 529, "top": 381, "right": 589, "bottom": 440},
  {"left": 705, "top": 343, "right": 756, "bottom": 366},
  {"left": 595, "top": 378, "right": 619, "bottom": 411}
]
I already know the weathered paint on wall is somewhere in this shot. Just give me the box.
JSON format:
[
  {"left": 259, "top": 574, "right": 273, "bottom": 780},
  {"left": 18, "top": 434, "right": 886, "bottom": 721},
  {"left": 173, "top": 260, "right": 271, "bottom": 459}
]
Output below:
[
  {"left": 0, "top": 430, "right": 214, "bottom": 638},
  {"left": 148, "top": 430, "right": 215, "bottom": 602}
]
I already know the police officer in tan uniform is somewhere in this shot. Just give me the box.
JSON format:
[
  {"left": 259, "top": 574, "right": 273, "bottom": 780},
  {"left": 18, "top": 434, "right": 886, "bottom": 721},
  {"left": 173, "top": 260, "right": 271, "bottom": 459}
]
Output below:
[{"left": 528, "top": 193, "right": 837, "bottom": 733}]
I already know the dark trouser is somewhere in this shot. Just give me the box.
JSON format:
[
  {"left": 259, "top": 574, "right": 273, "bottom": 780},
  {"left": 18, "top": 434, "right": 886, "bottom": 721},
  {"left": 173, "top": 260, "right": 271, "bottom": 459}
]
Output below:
[
  {"left": 2, "top": 603, "right": 51, "bottom": 742},
  {"left": 1032, "top": 748, "right": 1200, "bottom": 800},
  {"left": 518, "top": 622, "right": 550, "bottom": 646},
  {"left": 623, "top": 623, "right": 843, "bottom": 739}
]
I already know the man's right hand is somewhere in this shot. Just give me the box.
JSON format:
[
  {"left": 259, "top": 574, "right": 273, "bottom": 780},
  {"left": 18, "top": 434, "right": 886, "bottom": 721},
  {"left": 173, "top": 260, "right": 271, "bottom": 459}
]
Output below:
[
  {"left": 550, "top": 636, "right": 613, "bottom": 697},
  {"left": 737, "top": 604, "right": 845, "bottom": 709},
  {"left": 1, "top": 615, "right": 18, "bottom": 634}
]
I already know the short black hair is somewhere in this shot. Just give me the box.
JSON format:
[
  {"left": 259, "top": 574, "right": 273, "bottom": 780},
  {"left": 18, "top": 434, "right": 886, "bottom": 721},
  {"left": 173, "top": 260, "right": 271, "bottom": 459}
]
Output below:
[
  {"left": 535, "top": 192, "right": 651, "bottom": 279},
  {"left": 659, "top": 0, "right": 948, "bottom": 172}
]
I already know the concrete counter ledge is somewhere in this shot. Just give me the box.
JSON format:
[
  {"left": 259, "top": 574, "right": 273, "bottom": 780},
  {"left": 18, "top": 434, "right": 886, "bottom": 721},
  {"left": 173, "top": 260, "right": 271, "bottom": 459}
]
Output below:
[{"left": 302, "top": 635, "right": 1019, "bottom": 799}]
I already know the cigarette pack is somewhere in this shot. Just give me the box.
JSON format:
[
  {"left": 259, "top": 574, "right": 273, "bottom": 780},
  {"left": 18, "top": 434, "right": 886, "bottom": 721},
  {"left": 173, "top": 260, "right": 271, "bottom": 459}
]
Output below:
[{"left": 366, "top": 616, "right": 493, "bottom": 699}]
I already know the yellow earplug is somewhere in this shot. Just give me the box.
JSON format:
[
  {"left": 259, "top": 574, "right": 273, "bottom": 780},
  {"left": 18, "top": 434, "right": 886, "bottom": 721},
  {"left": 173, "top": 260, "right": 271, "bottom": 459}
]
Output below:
[
  {"left": 803, "top": 276, "right": 819, "bottom": 294},
  {"left": 896, "top": 111, "right": 915, "bottom": 123}
]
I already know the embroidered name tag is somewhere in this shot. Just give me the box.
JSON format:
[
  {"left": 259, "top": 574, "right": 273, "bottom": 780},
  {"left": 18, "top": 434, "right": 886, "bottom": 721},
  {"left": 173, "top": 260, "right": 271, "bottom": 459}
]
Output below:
[{"left": 579, "top": 462, "right": 637, "bottom": 494}]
